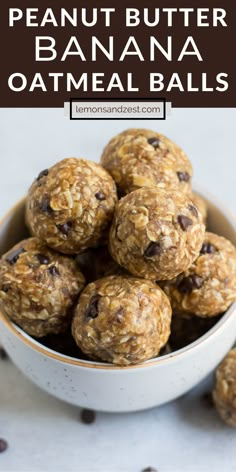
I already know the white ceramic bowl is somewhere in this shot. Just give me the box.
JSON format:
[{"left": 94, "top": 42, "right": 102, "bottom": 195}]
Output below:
[{"left": 0, "top": 189, "right": 236, "bottom": 413}]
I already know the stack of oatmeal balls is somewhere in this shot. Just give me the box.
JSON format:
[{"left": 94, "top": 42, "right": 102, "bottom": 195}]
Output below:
[{"left": 0, "top": 128, "right": 236, "bottom": 424}]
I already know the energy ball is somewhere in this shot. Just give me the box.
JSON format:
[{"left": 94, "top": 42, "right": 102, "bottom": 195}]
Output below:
[
  {"left": 72, "top": 275, "right": 172, "bottom": 365},
  {"left": 109, "top": 187, "right": 205, "bottom": 281},
  {"left": 76, "top": 246, "right": 126, "bottom": 283},
  {"left": 191, "top": 192, "right": 207, "bottom": 225},
  {"left": 0, "top": 238, "right": 85, "bottom": 337},
  {"left": 213, "top": 349, "right": 236, "bottom": 427},
  {"left": 26, "top": 157, "right": 118, "bottom": 254},
  {"left": 161, "top": 232, "right": 236, "bottom": 317},
  {"left": 101, "top": 128, "right": 192, "bottom": 197}
]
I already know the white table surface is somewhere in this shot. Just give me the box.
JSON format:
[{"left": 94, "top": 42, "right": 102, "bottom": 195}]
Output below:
[{"left": 0, "top": 108, "right": 236, "bottom": 472}]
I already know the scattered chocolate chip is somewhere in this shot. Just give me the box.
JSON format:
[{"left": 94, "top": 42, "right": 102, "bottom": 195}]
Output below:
[
  {"left": 80, "top": 408, "right": 96, "bottom": 424},
  {"left": 86, "top": 295, "right": 101, "bottom": 319},
  {"left": 188, "top": 204, "right": 198, "bottom": 218},
  {"left": 200, "top": 242, "right": 216, "bottom": 255},
  {"left": 177, "top": 215, "right": 193, "bottom": 231},
  {"left": 177, "top": 171, "right": 190, "bottom": 182},
  {"left": 142, "top": 467, "right": 158, "bottom": 472},
  {"left": 48, "top": 265, "right": 60, "bottom": 276},
  {"left": 0, "top": 348, "right": 8, "bottom": 360},
  {"left": 41, "top": 196, "right": 52, "bottom": 214},
  {"left": 147, "top": 137, "right": 160, "bottom": 149},
  {"left": 144, "top": 242, "right": 162, "bottom": 258},
  {"left": 178, "top": 274, "right": 204, "bottom": 294},
  {"left": 57, "top": 221, "right": 73, "bottom": 235},
  {"left": 0, "top": 439, "right": 8, "bottom": 453},
  {"left": 37, "top": 169, "right": 48, "bottom": 181},
  {"left": 6, "top": 247, "right": 26, "bottom": 265},
  {"left": 201, "top": 392, "right": 214, "bottom": 409},
  {"left": 95, "top": 192, "right": 106, "bottom": 201},
  {"left": 36, "top": 253, "right": 50, "bottom": 265}
]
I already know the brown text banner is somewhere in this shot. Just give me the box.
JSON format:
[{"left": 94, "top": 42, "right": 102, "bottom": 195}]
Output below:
[{"left": 0, "top": 0, "right": 235, "bottom": 107}]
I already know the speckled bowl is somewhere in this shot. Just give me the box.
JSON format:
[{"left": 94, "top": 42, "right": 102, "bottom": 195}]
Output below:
[{"left": 0, "top": 189, "right": 236, "bottom": 413}]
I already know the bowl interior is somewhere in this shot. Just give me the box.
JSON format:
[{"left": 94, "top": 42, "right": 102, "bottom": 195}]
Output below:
[{"left": 0, "top": 189, "right": 236, "bottom": 368}]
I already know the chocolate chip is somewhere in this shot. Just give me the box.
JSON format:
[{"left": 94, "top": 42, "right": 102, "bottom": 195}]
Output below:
[
  {"left": 57, "top": 221, "right": 72, "bottom": 235},
  {"left": 178, "top": 274, "right": 204, "bottom": 294},
  {"left": 41, "top": 196, "right": 52, "bottom": 214},
  {"left": 144, "top": 242, "right": 162, "bottom": 258},
  {"left": 86, "top": 295, "right": 101, "bottom": 319},
  {"left": 200, "top": 242, "right": 216, "bottom": 255},
  {"left": 48, "top": 265, "right": 60, "bottom": 276},
  {"left": 142, "top": 467, "right": 158, "bottom": 472},
  {"left": 147, "top": 137, "right": 160, "bottom": 149},
  {"left": 95, "top": 192, "right": 106, "bottom": 201},
  {"left": 201, "top": 392, "right": 214, "bottom": 409},
  {"left": 36, "top": 253, "right": 50, "bottom": 265},
  {"left": 0, "top": 439, "right": 8, "bottom": 453},
  {"left": 37, "top": 169, "right": 48, "bottom": 181},
  {"left": 30, "top": 301, "right": 44, "bottom": 313},
  {"left": 1, "top": 285, "right": 9, "bottom": 293},
  {"left": 177, "top": 215, "right": 193, "bottom": 231},
  {"left": 188, "top": 204, "right": 198, "bottom": 218},
  {"left": 80, "top": 408, "right": 96, "bottom": 424},
  {"left": 177, "top": 171, "right": 190, "bottom": 182},
  {"left": 6, "top": 247, "right": 26, "bottom": 265},
  {"left": 0, "top": 348, "right": 8, "bottom": 360}
]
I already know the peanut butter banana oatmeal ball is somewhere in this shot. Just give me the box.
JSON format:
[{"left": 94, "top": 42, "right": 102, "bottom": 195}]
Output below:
[
  {"left": 72, "top": 275, "right": 172, "bottom": 365},
  {"left": 101, "top": 128, "right": 192, "bottom": 196},
  {"left": 0, "top": 238, "right": 85, "bottom": 337},
  {"left": 191, "top": 192, "right": 207, "bottom": 225},
  {"left": 109, "top": 187, "right": 205, "bottom": 281},
  {"left": 161, "top": 232, "right": 236, "bottom": 317},
  {"left": 213, "top": 349, "right": 236, "bottom": 427},
  {"left": 26, "top": 158, "right": 118, "bottom": 254}
]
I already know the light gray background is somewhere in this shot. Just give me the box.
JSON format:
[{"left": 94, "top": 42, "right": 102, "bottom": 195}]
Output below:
[{"left": 0, "top": 108, "right": 236, "bottom": 472}]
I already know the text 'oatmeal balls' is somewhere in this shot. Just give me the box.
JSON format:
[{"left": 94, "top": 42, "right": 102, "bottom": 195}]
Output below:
[
  {"left": 26, "top": 157, "right": 118, "bottom": 254},
  {"left": 213, "top": 349, "right": 236, "bottom": 427},
  {"left": 0, "top": 238, "right": 85, "bottom": 337},
  {"left": 72, "top": 275, "right": 172, "bottom": 366},
  {"left": 161, "top": 232, "right": 236, "bottom": 317},
  {"left": 109, "top": 187, "right": 205, "bottom": 281},
  {"left": 101, "top": 128, "right": 192, "bottom": 197}
]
